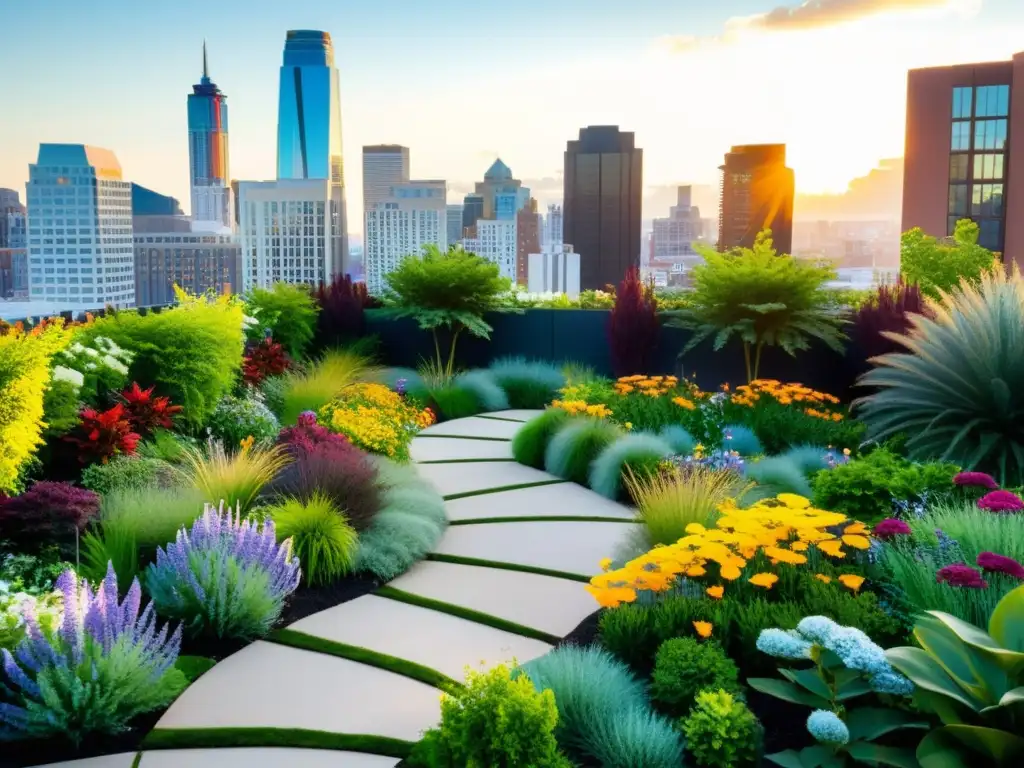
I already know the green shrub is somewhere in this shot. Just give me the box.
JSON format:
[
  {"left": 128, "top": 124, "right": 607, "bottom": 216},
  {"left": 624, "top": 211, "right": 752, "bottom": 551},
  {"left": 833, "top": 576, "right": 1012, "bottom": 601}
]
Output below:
[
  {"left": 512, "top": 408, "right": 570, "bottom": 469},
  {"left": 454, "top": 369, "right": 509, "bottom": 412},
  {"left": 75, "top": 294, "right": 244, "bottom": 429},
  {"left": 519, "top": 645, "right": 684, "bottom": 768},
  {"left": 544, "top": 419, "right": 621, "bottom": 485},
  {"left": 53, "top": 335, "right": 133, "bottom": 407},
  {"left": 589, "top": 433, "right": 673, "bottom": 500},
  {"left": 649, "top": 637, "right": 741, "bottom": 718},
  {"left": 207, "top": 393, "right": 280, "bottom": 448},
  {"left": 279, "top": 349, "right": 376, "bottom": 426},
  {"left": 266, "top": 492, "right": 358, "bottom": 586},
  {"left": 430, "top": 384, "right": 483, "bottom": 421},
  {"left": 137, "top": 429, "right": 197, "bottom": 464},
  {"left": 726, "top": 399, "right": 865, "bottom": 455},
  {"left": 245, "top": 282, "right": 319, "bottom": 358},
  {"left": 489, "top": 357, "right": 567, "bottom": 409},
  {"left": 41, "top": 378, "right": 82, "bottom": 438},
  {"left": 745, "top": 455, "right": 813, "bottom": 500},
  {"left": 681, "top": 689, "right": 763, "bottom": 768},
  {"left": 722, "top": 424, "right": 763, "bottom": 456},
  {"left": 410, "top": 663, "right": 571, "bottom": 768},
  {"left": 259, "top": 374, "right": 288, "bottom": 419},
  {"left": 659, "top": 424, "right": 697, "bottom": 455},
  {"left": 812, "top": 448, "right": 957, "bottom": 525},
  {"left": 80, "top": 456, "right": 178, "bottom": 495}
]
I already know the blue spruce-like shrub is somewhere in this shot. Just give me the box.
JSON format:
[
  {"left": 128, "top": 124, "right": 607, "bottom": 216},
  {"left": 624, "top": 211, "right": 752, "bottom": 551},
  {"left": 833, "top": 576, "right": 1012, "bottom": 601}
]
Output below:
[
  {"left": 659, "top": 425, "right": 697, "bottom": 455},
  {"left": 454, "top": 370, "right": 510, "bottom": 412},
  {"left": 590, "top": 433, "right": 674, "bottom": 500},
  {"left": 722, "top": 425, "right": 764, "bottom": 457}
]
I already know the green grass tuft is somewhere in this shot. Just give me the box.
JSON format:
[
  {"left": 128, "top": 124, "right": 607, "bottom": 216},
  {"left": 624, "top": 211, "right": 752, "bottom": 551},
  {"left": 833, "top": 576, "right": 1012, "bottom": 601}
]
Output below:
[
  {"left": 589, "top": 433, "right": 674, "bottom": 500},
  {"left": 266, "top": 492, "right": 358, "bottom": 586},
  {"left": 512, "top": 409, "right": 571, "bottom": 469},
  {"left": 544, "top": 419, "right": 621, "bottom": 486}
]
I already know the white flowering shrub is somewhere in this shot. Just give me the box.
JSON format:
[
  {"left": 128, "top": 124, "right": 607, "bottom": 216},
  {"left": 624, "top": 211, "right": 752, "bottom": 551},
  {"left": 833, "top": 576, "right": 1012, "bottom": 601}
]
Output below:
[{"left": 53, "top": 336, "right": 134, "bottom": 406}]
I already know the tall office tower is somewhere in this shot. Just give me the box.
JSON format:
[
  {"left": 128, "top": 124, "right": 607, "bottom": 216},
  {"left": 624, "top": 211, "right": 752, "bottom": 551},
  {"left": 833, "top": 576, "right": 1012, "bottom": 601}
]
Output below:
[
  {"left": 238, "top": 179, "right": 337, "bottom": 289},
  {"left": 364, "top": 180, "right": 447, "bottom": 295},
  {"left": 188, "top": 43, "right": 232, "bottom": 230},
  {"left": 462, "top": 194, "right": 484, "bottom": 236},
  {"left": 462, "top": 219, "right": 516, "bottom": 281},
  {"left": 134, "top": 229, "right": 241, "bottom": 306},
  {"left": 563, "top": 126, "right": 643, "bottom": 290},
  {"left": 362, "top": 145, "right": 410, "bottom": 208},
  {"left": 652, "top": 186, "right": 704, "bottom": 266},
  {"left": 470, "top": 159, "right": 530, "bottom": 221},
  {"left": 718, "top": 144, "right": 795, "bottom": 256},
  {"left": 515, "top": 198, "right": 541, "bottom": 286},
  {"left": 26, "top": 144, "right": 135, "bottom": 308},
  {"left": 446, "top": 204, "right": 464, "bottom": 245},
  {"left": 276, "top": 30, "right": 349, "bottom": 274},
  {"left": 0, "top": 191, "right": 27, "bottom": 298},
  {"left": 542, "top": 204, "right": 563, "bottom": 250},
  {"left": 903, "top": 51, "right": 1024, "bottom": 263},
  {"left": 0, "top": 189, "right": 24, "bottom": 247}
]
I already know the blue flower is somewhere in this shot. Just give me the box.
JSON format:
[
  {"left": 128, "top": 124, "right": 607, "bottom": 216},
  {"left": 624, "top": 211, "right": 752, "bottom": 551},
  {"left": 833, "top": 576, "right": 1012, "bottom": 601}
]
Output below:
[
  {"left": 870, "top": 671, "right": 914, "bottom": 696},
  {"left": 807, "top": 710, "right": 849, "bottom": 745},
  {"left": 756, "top": 628, "right": 813, "bottom": 660},
  {"left": 795, "top": 615, "right": 838, "bottom": 646}
]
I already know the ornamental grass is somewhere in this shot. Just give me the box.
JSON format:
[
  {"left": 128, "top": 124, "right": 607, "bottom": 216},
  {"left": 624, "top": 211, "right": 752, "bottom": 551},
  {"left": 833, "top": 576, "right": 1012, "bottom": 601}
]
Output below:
[{"left": 178, "top": 440, "right": 291, "bottom": 513}]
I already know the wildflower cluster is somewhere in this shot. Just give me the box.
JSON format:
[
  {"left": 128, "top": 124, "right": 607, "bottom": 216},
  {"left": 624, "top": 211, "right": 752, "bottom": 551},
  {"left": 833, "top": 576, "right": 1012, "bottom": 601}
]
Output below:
[
  {"left": 614, "top": 374, "right": 681, "bottom": 397},
  {"left": 669, "top": 446, "right": 745, "bottom": 474},
  {"left": 319, "top": 382, "right": 434, "bottom": 460},
  {"left": 587, "top": 493, "right": 870, "bottom": 608},
  {"left": 550, "top": 399, "right": 613, "bottom": 419},
  {"left": 730, "top": 379, "right": 844, "bottom": 421}
]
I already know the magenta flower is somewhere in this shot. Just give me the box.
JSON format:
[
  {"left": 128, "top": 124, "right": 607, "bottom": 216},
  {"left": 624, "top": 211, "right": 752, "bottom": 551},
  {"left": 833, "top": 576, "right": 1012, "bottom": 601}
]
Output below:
[
  {"left": 873, "top": 518, "right": 912, "bottom": 540},
  {"left": 936, "top": 564, "right": 988, "bottom": 589},
  {"left": 977, "top": 490, "right": 1024, "bottom": 513},
  {"left": 977, "top": 552, "right": 1024, "bottom": 580},
  {"left": 953, "top": 471, "right": 999, "bottom": 490}
]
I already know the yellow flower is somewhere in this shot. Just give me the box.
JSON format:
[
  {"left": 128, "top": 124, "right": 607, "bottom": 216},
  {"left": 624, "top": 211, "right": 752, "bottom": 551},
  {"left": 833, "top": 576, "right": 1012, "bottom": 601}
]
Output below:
[
  {"left": 843, "top": 447, "right": 851, "bottom": 456},
  {"left": 624, "top": 422, "right": 633, "bottom": 430},
  {"left": 239, "top": 435, "right": 255, "bottom": 454},
  {"left": 818, "top": 540, "right": 846, "bottom": 558},
  {"left": 599, "top": 557, "right": 613, "bottom": 571},
  {"left": 720, "top": 564, "right": 743, "bottom": 581},
  {"left": 706, "top": 585, "right": 724, "bottom": 599},
  {"left": 693, "top": 621, "right": 713, "bottom": 639},
  {"left": 815, "top": 574, "right": 832, "bottom": 584},
  {"left": 763, "top": 546, "right": 808, "bottom": 565},
  {"left": 838, "top": 574, "right": 866, "bottom": 592},
  {"left": 776, "top": 493, "right": 811, "bottom": 509},
  {"left": 748, "top": 573, "right": 779, "bottom": 589},
  {"left": 842, "top": 534, "right": 871, "bottom": 550}
]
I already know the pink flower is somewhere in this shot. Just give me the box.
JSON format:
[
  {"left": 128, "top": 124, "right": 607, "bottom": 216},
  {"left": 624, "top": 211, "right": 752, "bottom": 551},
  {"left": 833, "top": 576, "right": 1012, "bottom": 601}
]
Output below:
[
  {"left": 977, "top": 552, "right": 1024, "bottom": 580},
  {"left": 977, "top": 490, "right": 1024, "bottom": 513},
  {"left": 953, "top": 471, "right": 999, "bottom": 490},
  {"left": 873, "top": 518, "right": 912, "bottom": 540},
  {"left": 936, "top": 564, "right": 988, "bottom": 589}
]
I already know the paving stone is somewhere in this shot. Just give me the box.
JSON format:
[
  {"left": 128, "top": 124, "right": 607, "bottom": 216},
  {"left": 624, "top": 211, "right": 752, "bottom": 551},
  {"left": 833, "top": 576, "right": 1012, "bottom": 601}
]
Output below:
[
  {"left": 140, "top": 748, "right": 399, "bottom": 767},
  {"left": 432, "top": 519, "right": 629, "bottom": 576},
  {"left": 389, "top": 560, "right": 600, "bottom": 637},
  {"left": 155, "top": 641, "right": 439, "bottom": 742},
  {"left": 415, "top": 461, "right": 560, "bottom": 497},
  {"left": 444, "top": 481, "right": 636, "bottom": 521},
  {"left": 410, "top": 436, "right": 512, "bottom": 462},
  {"left": 480, "top": 410, "right": 544, "bottom": 422},
  {"left": 288, "top": 594, "right": 551, "bottom": 679},
  {"left": 419, "top": 417, "right": 521, "bottom": 440},
  {"left": 38, "top": 756, "right": 137, "bottom": 768}
]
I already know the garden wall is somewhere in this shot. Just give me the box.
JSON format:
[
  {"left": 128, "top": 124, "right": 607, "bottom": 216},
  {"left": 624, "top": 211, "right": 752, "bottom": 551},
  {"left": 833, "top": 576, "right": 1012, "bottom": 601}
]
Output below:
[{"left": 366, "top": 309, "right": 865, "bottom": 398}]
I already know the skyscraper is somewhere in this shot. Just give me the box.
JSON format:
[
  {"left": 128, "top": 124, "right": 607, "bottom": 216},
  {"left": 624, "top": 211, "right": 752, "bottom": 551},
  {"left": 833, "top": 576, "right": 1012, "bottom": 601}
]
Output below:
[
  {"left": 188, "top": 43, "right": 232, "bottom": 230},
  {"left": 563, "top": 126, "right": 643, "bottom": 290},
  {"left": 718, "top": 145, "right": 794, "bottom": 256},
  {"left": 362, "top": 145, "right": 410, "bottom": 209},
  {"left": 902, "top": 51, "right": 1024, "bottom": 263},
  {"left": 276, "top": 30, "right": 349, "bottom": 273},
  {"left": 0, "top": 189, "right": 27, "bottom": 299},
  {"left": 651, "top": 186, "right": 704, "bottom": 273},
  {"left": 542, "top": 204, "right": 563, "bottom": 250},
  {"left": 26, "top": 144, "right": 135, "bottom": 308},
  {"left": 446, "top": 204, "right": 464, "bottom": 245},
  {"left": 515, "top": 198, "right": 541, "bottom": 286},
  {"left": 364, "top": 180, "right": 447, "bottom": 295}
]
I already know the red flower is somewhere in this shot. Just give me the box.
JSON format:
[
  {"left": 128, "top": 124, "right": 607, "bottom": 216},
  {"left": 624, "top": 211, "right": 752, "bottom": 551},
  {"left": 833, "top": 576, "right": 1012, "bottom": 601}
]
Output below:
[
  {"left": 118, "top": 382, "right": 183, "bottom": 437},
  {"left": 936, "top": 564, "right": 988, "bottom": 589},
  {"left": 977, "top": 490, "right": 1024, "bottom": 513},
  {"left": 243, "top": 338, "right": 290, "bottom": 386},
  {"left": 65, "top": 403, "right": 141, "bottom": 464},
  {"left": 954, "top": 471, "right": 999, "bottom": 490},
  {"left": 873, "top": 518, "right": 912, "bottom": 540},
  {"left": 977, "top": 552, "right": 1024, "bottom": 580}
]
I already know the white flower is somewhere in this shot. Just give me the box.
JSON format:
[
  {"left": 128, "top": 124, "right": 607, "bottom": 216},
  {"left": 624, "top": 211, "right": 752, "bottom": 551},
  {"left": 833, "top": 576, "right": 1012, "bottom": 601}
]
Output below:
[
  {"left": 85, "top": 362, "right": 97, "bottom": 370},
  {"left": 83, "top": 347, "right": 99, "bottom": 357},
  {"left": 101, "top": 355, "right": 129, "bottom": 375},
  {"left": 52, "top": 365, "right": 85, "bottom": 389}
]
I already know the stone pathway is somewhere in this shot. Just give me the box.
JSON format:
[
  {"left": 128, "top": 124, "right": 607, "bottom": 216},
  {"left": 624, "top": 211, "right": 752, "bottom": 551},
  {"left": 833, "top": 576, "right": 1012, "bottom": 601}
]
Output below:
[{"left": 42, "top": 411, "right": 638, "bottom": 768}]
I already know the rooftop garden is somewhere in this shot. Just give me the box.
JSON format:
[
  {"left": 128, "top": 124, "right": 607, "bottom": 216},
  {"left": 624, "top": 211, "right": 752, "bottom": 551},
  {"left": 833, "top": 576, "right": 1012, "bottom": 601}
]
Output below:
[{"left": 0, "top": 224, "right": 1021, "bottom": 767}]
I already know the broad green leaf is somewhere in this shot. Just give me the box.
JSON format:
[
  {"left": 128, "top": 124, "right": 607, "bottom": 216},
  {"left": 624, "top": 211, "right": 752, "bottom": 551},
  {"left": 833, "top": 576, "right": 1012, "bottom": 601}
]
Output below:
[
  {"left": 915, "top": 729, "right": 975, "bottom": 768},
  {"left": 886, "top": 647, "right": 983, "bottom": 711},
  {"left": 748, "top": 677, "right": 829, "bottom": 708},
  {"left": 943, "top": 723, "right": 1024, "bottom": 764},
  {"left": 779, "top": 667, "right": 833, "bottom": 700},
  {"left": 800, "top": 745, "right": 838, "bottom": 768},
  {"left": 846, "top": 741, "right": 921, "bottom": 768},
  {"left": 988, "top": 584, "right": 1024, "bottom": 653},
  {"left": 914, "top": 615, "right": 1007, "bottom": 705},
  {"left": 845, "top": 707, "right": 929, "bottom": 742},
  {"left": 835, "top": 675, "right": 873, "bottom": 701},
  {"left": 765, "top": 749, "right": 807, "bottom": 768}
]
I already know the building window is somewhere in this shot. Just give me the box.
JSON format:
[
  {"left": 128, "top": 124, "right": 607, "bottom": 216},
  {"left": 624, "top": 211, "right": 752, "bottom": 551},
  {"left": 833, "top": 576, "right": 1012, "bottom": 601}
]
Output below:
[
  {"left": 949, "top": 154, "right": 969, "bottom": 182},
  {"left": 952, "top": 87, "right": 973, "bottom": 119},
  {"left": 971, "top": 183, "right": 1004, "bottom": 217},
  {"left": 951, "top": 121, "right": 971, "bottom": 151},
  {"left": 974, "top": 119, "right": 1008, "bottom": 151},
  {"left": 975, "top": 85, "right": 1010, "bottom": 118},
  {"left": 979, "top": 219, "right": 1002, "bottom": 250},
  {"left": 948, "top": 184, "right": 968, "bottom": 216},
  {"left": 973, "top": 153, "right": 1005, "bottom": 180}
]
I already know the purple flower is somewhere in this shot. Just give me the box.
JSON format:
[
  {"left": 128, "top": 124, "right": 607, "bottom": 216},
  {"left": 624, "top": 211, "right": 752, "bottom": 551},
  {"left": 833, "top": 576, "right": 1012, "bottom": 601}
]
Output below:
[
  {"left": 977, "top": 552, "right": 1024, "bottom": 580},
  {"left": 873, "top": 518, "right": 912, "bottom": 541},
  {"left": 395, "top": 378, "right": 408, "bottom": 395},
  {"left": 936, "top": 564, "right": 988, "bottom": 589},
  {"left": 977, "top": 490, "right": 1024, "bottom": 513},
  {"left": 953, "top": 471, "right": 999, "bottom": 490}
]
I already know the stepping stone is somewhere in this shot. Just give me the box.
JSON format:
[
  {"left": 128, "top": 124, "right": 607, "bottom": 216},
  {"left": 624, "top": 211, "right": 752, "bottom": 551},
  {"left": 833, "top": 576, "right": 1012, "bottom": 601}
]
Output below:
[
  {"left": 389, "top": 560, "right": 599, "bottom": 637},
  {"left": 287, "top": 594, "right": 551, "bottom": 679},
  {"left": 410, "top": 436, "right": 512, "bottom": 462},
  {"left": 445, "top": 481, "right": 636, "bottom": 522},
  {"left": 481, "top": 410, "right": 544, "bottom": 422},
  {"left": 420, "top": 417, "right": 521, "bottom": 440},
  {"left": 432, "top": 520, "right": 629, "bottom": 577},
  {"left": 155, "top": 641, "right": 439, "bottom": 742},
  {"left": 140, "top": 748, "right": 399, "bottom": 767},
  {"left": 416, "top": 461, "right": 560, "bottom": 497},
  {"left": 38, "top": 757, "right": 136, "bottom": 768}
]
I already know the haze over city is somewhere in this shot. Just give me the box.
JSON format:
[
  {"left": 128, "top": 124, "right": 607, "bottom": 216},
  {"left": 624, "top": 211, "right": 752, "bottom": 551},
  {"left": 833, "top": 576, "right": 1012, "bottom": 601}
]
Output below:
[{"left": 3, "top": 0, "right": 1023, "bottom": 231}]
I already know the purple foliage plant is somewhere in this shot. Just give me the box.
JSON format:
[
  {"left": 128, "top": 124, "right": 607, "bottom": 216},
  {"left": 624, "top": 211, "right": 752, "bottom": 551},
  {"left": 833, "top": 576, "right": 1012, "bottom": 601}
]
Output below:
[{"left": 850, "top": 277, "right": 930, "bottom": 368}]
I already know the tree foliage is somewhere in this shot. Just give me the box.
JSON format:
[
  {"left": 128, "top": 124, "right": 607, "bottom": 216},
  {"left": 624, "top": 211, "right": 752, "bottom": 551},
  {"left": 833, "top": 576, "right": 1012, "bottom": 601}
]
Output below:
[
  {"left": 899, "top": 220, "right": 999, "bottom": 300},
  {"left": 665, "top": 230, "right": 845, "bottom": 382}
]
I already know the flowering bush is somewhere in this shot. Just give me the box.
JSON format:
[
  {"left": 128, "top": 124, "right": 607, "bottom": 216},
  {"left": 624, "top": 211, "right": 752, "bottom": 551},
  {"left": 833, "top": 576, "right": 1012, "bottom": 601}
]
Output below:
[
  {"left": 53, "top": 335, "right": 133, "bottom": 406},
  {"left": 242, "top": 337, "right": 290, "bottom": 387},
  {"left": 65, "top": 403, "right": 141, "bottom": 465},
  {"left": 0, "top": 481, "right": 100, "bottom": 557},
  {"left": 0, "top": 587, "right": 61, "bottom": 653},
  {"left": 550, "top": 399, "right": 613, "bottom": 419},
  {"left": 319, "top": 382, "right": 434, "bottom": 460},
  {"left": 207, "top": 392, "right": 280, "bottom": 447},
  {"left": 145, "top": 501, "right": 301, "bottom": 640},
  {"left": 977, "top": 489, "right": 1024, "bottom": 512},
  {"left": 0, "top": 565, "right": 185, "bottom": 744},
  {"left": 587, "top": 493, "right": 871, "bottom": 608},
  {"left": 117, "top": 382, "right": 182, "bottom": 437}
]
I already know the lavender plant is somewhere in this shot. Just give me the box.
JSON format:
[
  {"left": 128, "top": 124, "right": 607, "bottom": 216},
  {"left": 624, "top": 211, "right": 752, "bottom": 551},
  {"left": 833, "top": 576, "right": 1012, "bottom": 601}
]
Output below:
[
  {"left": 0, "top": 564, "right": 185, "bottom": 744},
  {"left": 145, "top": 501, "right": 301, "bottom": 640}
]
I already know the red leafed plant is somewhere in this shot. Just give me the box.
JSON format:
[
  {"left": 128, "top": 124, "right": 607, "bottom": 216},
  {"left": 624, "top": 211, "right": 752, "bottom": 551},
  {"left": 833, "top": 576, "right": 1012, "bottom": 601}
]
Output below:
[
  {"left": 608, "top": 266, "right": 660, "bottom": 378},
  {"left": 118, "top": 382, "right": 183, "bottom": 437},
  {"left": 65, "top": 403, "right": 141, "bottom": 464},
  {"left": 0, "top": 481, "right": 100, "bottom": 556},
  {"left": 243, "top": 337, "right": 291, "bottom": 386},
  {"left": 313, "top": 274, "right": 379, "bottom": 349}
]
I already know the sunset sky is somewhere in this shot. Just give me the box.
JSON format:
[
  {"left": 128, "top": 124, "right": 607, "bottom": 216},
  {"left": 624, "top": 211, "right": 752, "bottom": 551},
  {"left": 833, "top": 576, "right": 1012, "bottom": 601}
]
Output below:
[{"left": 1, "top": 0, "right": 1023, "bottom": 230}]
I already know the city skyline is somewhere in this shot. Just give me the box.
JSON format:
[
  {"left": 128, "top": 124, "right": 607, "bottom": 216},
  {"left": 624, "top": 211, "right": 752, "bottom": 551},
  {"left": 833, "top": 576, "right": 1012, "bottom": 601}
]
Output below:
[{"left": 2, "top": 0, "right": 1023, "bottom": 235}]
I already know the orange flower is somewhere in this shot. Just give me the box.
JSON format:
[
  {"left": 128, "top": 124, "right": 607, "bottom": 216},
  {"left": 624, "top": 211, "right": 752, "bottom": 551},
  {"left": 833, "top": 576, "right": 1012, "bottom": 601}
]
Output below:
[
  {"left": 842, "top": 534, "right": 871, "bottom": 550},
  {"left": 720, "top": 564, "right": 743, "bottom": 581},
  {"left": 838, "top": 574, "right": 865, "bottom": 592},
  {"left": 814, "top": 574, "right": 832, "bottom": 584},
  {"left": 748, "top": 573, "right": 778, "bottom": 589},
  {"left": 706, "top": 585, "right": 724, "bottom": 599},
  {"left": 693, "top": 621, "right": 713, "bottom": 639},
  {"left": 817, "top": 540, "right": 846, "bottom": 558}
]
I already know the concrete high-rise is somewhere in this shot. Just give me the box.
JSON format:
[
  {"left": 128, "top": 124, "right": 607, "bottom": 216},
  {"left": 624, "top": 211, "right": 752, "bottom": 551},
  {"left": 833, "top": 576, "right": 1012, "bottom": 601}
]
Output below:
[
  {"left": 718, "top": 144, "right": 794, "bottom": 256},
  {"left": 463, "top": 219, "right": 516, "bottom": 282},
  {"left": 446, "top": 204, "right": 464, "bottom": 245},
  {"left": 515, "top": 198, "right": 541, "bottom": 286},
  {"left": 563, "top": 126, "right": 643, "bottom": 290},
  {"left": 26, "top": 144, "right": 135, "bottom": 308},
  {"left": 364, "top": 180, "right": 447, "bottom": 295},
  {"left": 652, "top": 186, "right": 704, "bottom": 266},
  {"left": 188, "top": 43, "right": 232, "bottom": 230},
  {"left": 134, "top": 230, "right": 240, "bottom": 307},
  {"left": 276, "top": 30, "right": 349, "bottom": 274},
  {"left": 902, "top": 51, "right": 1024, "bottom": 264},
  {"left": 362, "top": 145, "right": 410, "bottom": 209},
  {"left": 0, "top": 190, "right": 27, "bottom": 299},
  {"left": 542, "top": 204, "right": 563, "bottom": 250}
]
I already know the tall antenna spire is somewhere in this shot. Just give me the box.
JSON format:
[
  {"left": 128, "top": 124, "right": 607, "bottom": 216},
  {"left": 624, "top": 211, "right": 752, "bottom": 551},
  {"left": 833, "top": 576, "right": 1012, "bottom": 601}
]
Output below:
[{"left": 202, "top": 40, "right": 209, "bottom": 79}]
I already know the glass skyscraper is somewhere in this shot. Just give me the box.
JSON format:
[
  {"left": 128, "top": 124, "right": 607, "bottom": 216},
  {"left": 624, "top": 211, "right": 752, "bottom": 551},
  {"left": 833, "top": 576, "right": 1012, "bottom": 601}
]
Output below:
[
  {"left": 276, "top": 30, "right": 349, "bottom": 273},
  {"left": 187, "top": 43, "right": 231, "bottom": 229}
]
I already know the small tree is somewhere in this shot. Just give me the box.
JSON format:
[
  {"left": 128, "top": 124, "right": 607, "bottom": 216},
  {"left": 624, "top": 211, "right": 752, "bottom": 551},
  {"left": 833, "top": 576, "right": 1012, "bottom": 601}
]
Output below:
[
  {"left": 383, "top": 244, "right": 513, "bottom": 377},
  {"left": 608, "top": 266, "right": 659, "bottom": 376},
  {"left": 900, "top": 220, "right": 999, "bottom": 299},
  {"left": 666, "top": 230, "right": 845, "bottom": 382}
]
